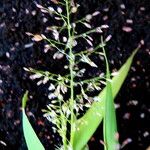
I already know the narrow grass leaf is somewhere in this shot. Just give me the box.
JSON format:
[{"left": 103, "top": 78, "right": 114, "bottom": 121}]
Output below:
[
  {"left": 22, "top": 91, "right": 45, "bottom": 150},
  {"left": 102, "top": 37, "right": 118, "bottom": 150},
  {"left": 73, "top": 47, "right": 139, "bottom": 150}
]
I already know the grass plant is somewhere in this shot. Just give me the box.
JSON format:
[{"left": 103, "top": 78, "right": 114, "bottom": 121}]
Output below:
[{"left": 22, "top": 0, "right": 139, "bottom": 149}]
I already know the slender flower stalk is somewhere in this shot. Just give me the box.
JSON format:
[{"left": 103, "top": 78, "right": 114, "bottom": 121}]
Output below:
[{"left": 65, "top": 0, "right": 76, "bottom": 146}]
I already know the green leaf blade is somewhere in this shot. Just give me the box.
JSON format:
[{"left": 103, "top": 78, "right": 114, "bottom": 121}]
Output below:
[
  {"left": 73, "top": 48, "right": 139, "bottom": 150},
  {"left": 102, "top": 39, "right": 118, "bottom": 150},
  {"left": 22, "top": 91, "right": 45, "bottom": 150},
  {"left": 104, "top": 81, "right": 118, "bottom": 150}
]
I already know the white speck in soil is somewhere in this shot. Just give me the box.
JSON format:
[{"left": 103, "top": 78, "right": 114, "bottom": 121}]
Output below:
[
  {"left": 119, "top": 53, "right": 122, "bottom": 57},
  {"left": 6, "top": 110, "right": 13, "bottom": 118},
  {"left": 15, "top": 23, "right": 19, "bottom": 27},
  {"left": 146, "top": 81, "right": 149, "bottom": 87},
  {"left": 142, "top": 68, "right": 146, "bottom": 72},
  {"left": 140, "top": 39, "right": 145, "bottom": 45},
  {"left": 123, "top": 112, "right": 131, "bottom": 119},
  {"left": 12, "top": 8, "right": 16, "bottom": 12},
  {"left": 24, "top": 43, "right": 34, "bottom": 49},
  {"left": 27, "top": 112, "right": 35, "bottom": 118},
  {"left": 110, "top": 60, "right": 115, "bottom": 65},
  {"left": 6, "top": 52, "right": 10, "bottom": 58},
  {"left": 29, "top": 95, "right": 33, "bottom": 99},
  {"left": 146, "top": 49, "right": 150, "bottom": 55},
  {"left": 14, "top": 120, "right": 20, "bottom": 126},
  {"left": 32, "top": 10, "right": 37, "bottom": 16},
  {"left": 0, "top": 88, "right": 4, "bottom": 94},
  {"left": 122, "top": 26, "right": 133, "bottom": 32},
  {"left": 25, "top": 9, "right": 30, "bottom": 14},
  {"left": 103, "top": 15, "right": 108, "bottom": 21},
  {"left": 143, "top": 131, "right": 149, "bottom": 137},
  {"left": 120, "top": 4, "right": 126, "bottom": 9},
  {"left": 15, "top": 42, "right": 19, "bottom": 46},
  {"left": 127, "top": 100, "right": 138, "bottom": 106},
  {"left": 0, "top": 80, "right": 2, "bottom": 84},
  {"left": 103, "top": 8, "right": 109, "bottom": 12},
  {"left": 140, "top": 7, "right": 146, "bottom": 11},
  {"left": 10, "top": 47, "right": 15, "bottom": 51},
  {"left": 43, "top": 17, "right": 48, "bottom": 23},
  {"left": 131, "top": 77, "right": 136, "bottom": 81},
  {"left": 131, "top": 66, "right": 136, "bottom": 72},
  {"left": 126, "top": 19, "right": 133, "bottom": 24},
  {"left": 121, "top": 11, "right": 125, "bottom": 15},
  {"left": 140, "top": 113, "right": 145, "bottom": 118},
  {"left": 0, "top": 22, "right": 5, "bottom": 28},
  {"left": 99, "top": 55, "right": 104, "bottom": 61}
]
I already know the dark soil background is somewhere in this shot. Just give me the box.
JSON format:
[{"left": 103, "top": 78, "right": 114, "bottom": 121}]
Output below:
[{"left": 0, "top": 0, "right": 150, "bottom": 150}]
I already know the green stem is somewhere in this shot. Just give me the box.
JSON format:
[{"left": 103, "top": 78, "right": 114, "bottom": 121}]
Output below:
[
  {"left": 65, "top": 0, "right": 75, "bottom": 147},
  {"left": 74, "top": 28, "right": 96, "bottom": 39}
]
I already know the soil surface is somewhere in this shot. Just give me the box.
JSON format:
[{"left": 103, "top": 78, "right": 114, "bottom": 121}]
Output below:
[{"left": 0, "top": 0, "right": 150, "bottom": 150}]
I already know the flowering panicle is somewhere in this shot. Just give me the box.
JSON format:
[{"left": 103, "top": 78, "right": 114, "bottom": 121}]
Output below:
[{"left": 24, "top": 0, "right": 111, "bottom": 149}]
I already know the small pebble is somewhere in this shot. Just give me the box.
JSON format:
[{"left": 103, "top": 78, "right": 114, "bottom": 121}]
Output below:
[
  {"left": 140, "top": 7, "right": 145, "bottom": 11},
  {"left": 0, "top": 22, "right": 5, "bottom": 28},
  {"left": 120, "top": 4, "right": 126, "bottom": 9},
  {"left": 127, "top": 100, "right": 138, "bottom": 106},
  {"left": 43, "top": 17, "right": 48, "bottom": 23},
  {"left": 103, "top": 15, "right": 108, "bottom": 21},
  {"left": 6, "top": 52, "right": 10, "bottom": 58},
  {"left": 140, "top": 113, "right": 145, "bottom": 118},
  {"left": 12, "top": 8, "right": 17, "bottom": 12},
  {"left": 123, "top": 113, "right": 131, "bottom": 119},
  {"left": 25, "top": 9, "right": 30, "bottom": 14},
  {"left": 143, "top": 131, "right": 149, "bottom": 137},
  {"left": 103, "top": 8, "right": 109, "bottom": 12},
  {"left": 24, "top": 43, "right": 33, "bottom": 48},
  {"left": 15, "top": 23, "right": 19, "bottom": 27},
  {"left": 126, "top": 19, "right": 133, "bottom": 24},
  {"left": 140, "top": 39, "right": 144, "bottom": 45},
  {"left": 122, "top": 26, "right": 133, "bottom": 32},
  {"left": 0, "top": 89, "right": 4, "bottom": 94},
  {"left": 31, "top": 10, "right": 37, "bottom": 16},
  {"left": 0, "top": 80, "right": 2, "bottom": 84}
]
